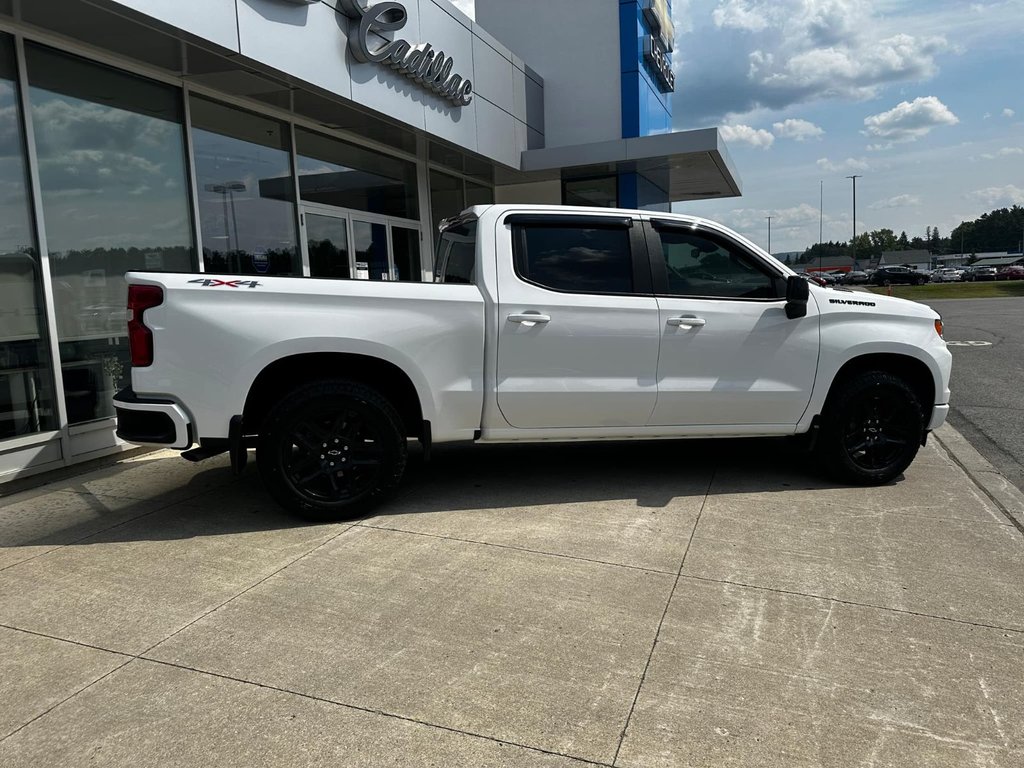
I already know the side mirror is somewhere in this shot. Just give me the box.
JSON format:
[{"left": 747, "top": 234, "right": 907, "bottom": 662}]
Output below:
[{"left": 785, "top": 275, "right": 809, "bottom": 319}]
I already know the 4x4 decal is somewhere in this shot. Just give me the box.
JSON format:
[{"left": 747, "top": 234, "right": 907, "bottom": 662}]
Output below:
[{"left": 188, "top": 279, "right": 261, "bottom": 288}]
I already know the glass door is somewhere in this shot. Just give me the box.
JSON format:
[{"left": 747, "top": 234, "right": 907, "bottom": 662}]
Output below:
[
  {"left": 305, "top": 211, "right": 351, "bottom": 279},
  {"left": 351, "top": 218, "right": 390, "bottom": 280},
  {"left": 300, "top": 204, "right": 422, "bottom": 281}
]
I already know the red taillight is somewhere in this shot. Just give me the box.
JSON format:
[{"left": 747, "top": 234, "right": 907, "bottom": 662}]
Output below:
[{"left": 127, "top": 284, "right": 163, "bottom": 367}]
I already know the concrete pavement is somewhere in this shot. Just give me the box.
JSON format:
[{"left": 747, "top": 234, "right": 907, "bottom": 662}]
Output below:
[{"left": 0, "top": 430, "right": 1022, "bottom": 767}]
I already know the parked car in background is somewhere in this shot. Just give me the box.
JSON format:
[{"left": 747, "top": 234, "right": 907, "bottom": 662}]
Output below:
[
  {"left": 873, "top": 266, "right": 929, "bottom": 286},
  {"left": 964, "top": 266, "right": 998, "bottom": 282},
  {"left": 996, "top": 265, "right": 1024, "bottom": 280},
  {"left": 842, "top": 270, "right": 870, "bottom": 285},
  {"left": 797, "top": 271, "right": 828, "bottom": 286},
  {"left": 932, "top": 267, "right": 963, "bottom": 283}
]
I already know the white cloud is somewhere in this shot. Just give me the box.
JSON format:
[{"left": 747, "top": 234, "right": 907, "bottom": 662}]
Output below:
[
  {"left": 816, "top": 157, "right": 869, "bottom": 173},
  {"left": 721, "top": 202, "right": 823, "bottom": 233},
  {"left": 980, "top": 147, "right": 1024, "bottom": 160},
  {"left": 863, "top": 96, "right": 959, "bottom": 143},
  {"left": 772, "top": 118, "right": 824, "bottom": 141},
  {"left": 866, "top": 143, "right": 893, "bottom": 152},
  {"left": 969, "top": 185, "right": 1024, "bottom": 206},
  {"left": 713, "top": 0, "right": 770, "bottom": 31},
  {"left": 1003, "top": 108, "right": 1016, "bottom": 118},
  {"left": 869, "top": 194, "right": 921, "bottom": 210},
  {"left": 677, "top": 1, "right": 952, "bottom": 124},
  {"left": 720, "top": 123, "right": 775, "bottom": 148}
]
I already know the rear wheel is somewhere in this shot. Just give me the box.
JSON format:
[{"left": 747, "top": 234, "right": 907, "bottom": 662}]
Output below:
[
  {"left": 818, "top": 371, "right": 923, "bottom": 485},
  {"left": 257, "top": 380, "right": 407, "bottom": 521}
]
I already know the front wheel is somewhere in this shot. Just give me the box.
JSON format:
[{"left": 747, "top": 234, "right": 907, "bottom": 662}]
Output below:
[
  {"left": 818, "top": 371, "right": 923, "bottom": 485},
  {"left": 257, "top": 380, "right": 407, "bottom": 521}
]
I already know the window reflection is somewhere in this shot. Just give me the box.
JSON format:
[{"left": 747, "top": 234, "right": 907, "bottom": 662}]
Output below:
[
  {"left": 307, "top": 214, "right": 350, "bottom": 279},
  {"left": 352, "top": 220, "right": 388, "bottom": 280},
  {"left": 514, "top": 225, "right": 634, "bottom": 294},
  {"left": 26, "top": 44, "right": 194, "bottom": 425},
  {"left": 391, "top": 226, "right": 421, "bottom": 282},
  {"left": 0, "top": 36, "right": 57, "bottom": 438},
  {"left": 190, "top": 96, "right": 298, "bottom": 276},
  {"left": 296, "top": 128, "right": 418, "bottom": 219}
]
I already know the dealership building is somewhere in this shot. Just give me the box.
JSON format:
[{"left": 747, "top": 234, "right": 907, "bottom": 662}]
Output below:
[{"left": 0, "top": 0, "right": 740, "bottom": 481}]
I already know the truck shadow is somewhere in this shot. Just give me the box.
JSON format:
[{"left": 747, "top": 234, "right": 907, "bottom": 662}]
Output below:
[
  {"left": 386, "top": 437, "right": 841, "bottom": 517},
  {"left": 0, "top": 438, "right": 905, "bottom": 548}
]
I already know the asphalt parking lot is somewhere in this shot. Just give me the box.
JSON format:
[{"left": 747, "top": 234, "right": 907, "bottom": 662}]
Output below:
[
  {"left": 928, "top": 297, "right": 1024, "bottom": 494},
  {"left": 1, "top": 431, "right": 1023, "bottom": 767}
]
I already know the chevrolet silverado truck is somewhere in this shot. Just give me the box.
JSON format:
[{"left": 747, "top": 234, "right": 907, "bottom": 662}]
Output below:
[{"left": 114, "top": 205, "right": 952, "bottom": 521}]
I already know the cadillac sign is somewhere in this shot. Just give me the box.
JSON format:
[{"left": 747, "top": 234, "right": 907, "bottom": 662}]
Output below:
[{"left": 281, "top": 0, "right": 473, "bottom": 107}]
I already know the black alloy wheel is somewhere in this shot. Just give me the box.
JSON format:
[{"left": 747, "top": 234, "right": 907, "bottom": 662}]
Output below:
[
  {"left": 818, "top": 371, "right": 923, "bottom": 485},
  {"left": 257, "top": 380, "right": 407, "bottom": 521}
]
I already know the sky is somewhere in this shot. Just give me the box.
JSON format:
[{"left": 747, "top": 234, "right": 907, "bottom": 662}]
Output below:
[{"left": 451, "top": 0, "right": 1024, "bottom": 254}]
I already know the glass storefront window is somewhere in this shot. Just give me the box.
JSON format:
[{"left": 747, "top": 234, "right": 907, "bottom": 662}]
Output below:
[
  {"left": 190, "top": 96, "right": 298, "bottom": 276},
  {"left": 465, "top": 181, "right": 494, "bottom": 208},
  {"left": 306, "top": 213, "right": 350, "bottom": 279},
  {"left": 563, "top": 175, "right": 618, "bottom": 207},
  {"left": 352, "top": 220, "right": 388, "bottom": 280},
  {"left": 391, "top": 226, "right": 421, "bottom": 282},
  {"left": 0, "top": 35, "right": 57, "bottom": 439},
  {"left": 296, "top": 128, "right": 418, "bottom": 220},
  {"left": 429, "top": 170, "right": 464, "bottom": 235},
  {"left": 26, "top": 44, "right": 194, "bottom": 425}
]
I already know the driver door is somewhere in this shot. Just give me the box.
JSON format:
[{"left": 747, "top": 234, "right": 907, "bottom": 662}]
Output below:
[{"left": 646, "top": 220, "right": 819, "bottom": 428}]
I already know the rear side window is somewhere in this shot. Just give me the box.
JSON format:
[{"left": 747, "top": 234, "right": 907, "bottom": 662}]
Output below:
[
  {"left": 436, "top": 221, "right": 476, "bottom": 284},
  {"left": 512, "top": 222, "right": 634, "bottom": 294}
]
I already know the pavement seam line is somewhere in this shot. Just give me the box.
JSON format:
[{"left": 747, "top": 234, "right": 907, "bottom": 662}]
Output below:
[
  {"left": 933, "top": 429, "right": 1024, "bottom": 535},
  {"left": 611, "top": 468, "right": 716, "bottom": 767},
  {"left": 355, "top": 521, "right": 680, "bottom": 575},
  {"left": 0, "top": 656, "right": 136, "bottom": 745},
  {"left": 133, "top": 657, "right": 614, "bottom": 768},
  {"left": 0, "top": 623, "right": 136, "bottom": 660},
  {"left": 138, "top": 522, "right": 361, "bottom": 659},
  {"left": 677, "top": 573, "right": 1024, "bottom": 635}
]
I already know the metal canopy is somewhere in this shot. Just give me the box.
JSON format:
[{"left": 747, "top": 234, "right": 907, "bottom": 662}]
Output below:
[{"left": 510, "top": 128, "right": 742, "bottom": 201}]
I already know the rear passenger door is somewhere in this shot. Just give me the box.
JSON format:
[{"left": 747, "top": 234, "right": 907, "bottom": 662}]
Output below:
[{"left": 495, "top": 213, "right": 661, "bottom": 429}]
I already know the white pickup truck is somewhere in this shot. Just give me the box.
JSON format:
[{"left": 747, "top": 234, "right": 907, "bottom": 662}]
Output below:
[{"left": 114, "top": 204, "right": 951, "bottom": 520}]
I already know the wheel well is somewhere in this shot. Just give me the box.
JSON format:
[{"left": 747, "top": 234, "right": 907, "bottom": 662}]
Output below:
[
  {"left": 242, "top": 353, "right": 425, "bottom": 438},
  {"left": 825, "top": 354, "right": 935, "bottom": 414}
]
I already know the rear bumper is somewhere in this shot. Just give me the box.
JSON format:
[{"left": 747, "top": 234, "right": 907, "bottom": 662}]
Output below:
[
  {"left": 113, "top": 388, "right": 192, "bottom": 449},
  {"left": 927, "top": 404, "right": 950, "bottom": 431}
]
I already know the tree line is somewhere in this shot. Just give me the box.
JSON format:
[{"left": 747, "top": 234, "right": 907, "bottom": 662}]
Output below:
[{"left": 795, "top": 205, "right": 1024, "bottom": 264}]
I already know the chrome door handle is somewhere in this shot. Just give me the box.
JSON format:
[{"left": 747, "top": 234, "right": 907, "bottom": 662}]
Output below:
[
  {"left": 667, "top": 315, "right": 706, "bottom": 328},
  {"left": 507, "top": 312, "right": 551, "bottom": 326}
]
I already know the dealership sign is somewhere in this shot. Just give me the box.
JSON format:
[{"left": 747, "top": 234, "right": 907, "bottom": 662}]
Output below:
[
  {"left": 281, "top": 0, "right": 473, "bottom": 107},
  {"left": 642, "top": 0, "right": 675, "bottom": 93}
]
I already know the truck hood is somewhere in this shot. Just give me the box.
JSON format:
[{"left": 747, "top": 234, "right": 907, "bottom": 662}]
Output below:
[{"left": 811, "top": 286, "right": 940, "bottom": 320}]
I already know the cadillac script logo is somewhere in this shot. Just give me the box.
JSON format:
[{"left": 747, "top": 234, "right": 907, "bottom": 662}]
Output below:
[{"left": 280, "top": 0, "right": 473, "bottom": 107}]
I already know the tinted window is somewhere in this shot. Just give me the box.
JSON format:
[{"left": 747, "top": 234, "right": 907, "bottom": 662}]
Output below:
[
  {"left": 27, "top": 44, "right": 194, "bottom": 424},
  {"left": 0, "top": 35, "right": 58, "bottom": 437},
  {"left": 657, "top": 228, "right": 779, "bottom": 299},
  {"left": 190, "top": 96, "right": 298, "bottom": 277},
  {"left": 296, "top": 128, "right": 418, "bottom": 219},
  {"left": 437, "top": 221, "right": 476, "bottom": 285},
  {"left": 514, "top": 224, "right": 633, "bottom": 294}
]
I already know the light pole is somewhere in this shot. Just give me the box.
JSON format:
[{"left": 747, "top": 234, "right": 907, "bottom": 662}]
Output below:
[
  {"left": 766, "top": 215, "right": 772, "bottom": 254},
  {"left": 205, "top": 181, "right": 246, "bottom": 271},
  {"left": 846, "top": 175, "right": 862, "bottom": 268},
  {"left": 819, "top": 180, "right": 824, "bottom": 275}
]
